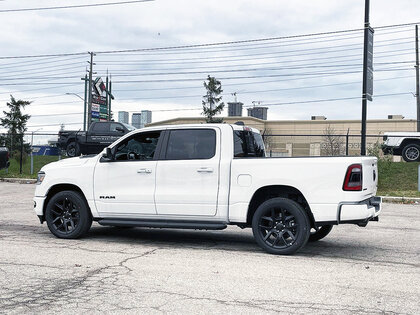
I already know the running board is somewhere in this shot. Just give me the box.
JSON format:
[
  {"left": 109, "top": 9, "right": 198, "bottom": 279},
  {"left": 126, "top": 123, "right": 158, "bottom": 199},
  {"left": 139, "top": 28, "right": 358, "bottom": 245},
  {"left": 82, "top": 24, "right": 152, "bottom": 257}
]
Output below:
[{"left": 97, "top": 218, "right": 228, "bottom": 230}]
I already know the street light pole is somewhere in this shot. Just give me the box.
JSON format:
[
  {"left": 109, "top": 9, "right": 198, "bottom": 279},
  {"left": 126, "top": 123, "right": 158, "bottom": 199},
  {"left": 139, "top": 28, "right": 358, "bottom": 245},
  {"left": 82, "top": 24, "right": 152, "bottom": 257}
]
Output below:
[
  {"left": 65, "top": 92, "right": 85, "bottom": 130},
  {"left": 361, "top": 0, "right": 370, "bottom": 156}
]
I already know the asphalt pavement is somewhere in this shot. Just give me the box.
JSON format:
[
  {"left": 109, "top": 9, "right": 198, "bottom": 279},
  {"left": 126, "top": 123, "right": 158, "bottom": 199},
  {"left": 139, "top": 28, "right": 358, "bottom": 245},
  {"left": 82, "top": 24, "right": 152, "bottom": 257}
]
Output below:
[{"left": 0, "top": 182, "right": 419, "bottom": 314}]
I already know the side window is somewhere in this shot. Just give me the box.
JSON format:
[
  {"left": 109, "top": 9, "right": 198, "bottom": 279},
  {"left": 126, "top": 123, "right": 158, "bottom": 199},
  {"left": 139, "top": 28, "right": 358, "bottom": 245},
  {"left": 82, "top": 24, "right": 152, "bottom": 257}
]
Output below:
[
  {"left": 110, "top": 123, "right": 123, "bottom": 132},
  {"left": 165, "top": 129, "right": 216, "bottom": 160},
  {"left": 234, "top": 130, "right": 265, "bottom": 158},
  {"left": 114, "top": 131, "right": 161, "bottom": 161},
  {"left": 91, "top": 123, "right": 108, "bottom": 133}
]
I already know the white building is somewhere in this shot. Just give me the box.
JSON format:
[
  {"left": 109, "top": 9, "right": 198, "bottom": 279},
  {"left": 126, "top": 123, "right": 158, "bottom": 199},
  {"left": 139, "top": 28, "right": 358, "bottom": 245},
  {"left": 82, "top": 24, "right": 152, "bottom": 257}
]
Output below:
[{"left": 118, "top": 111, "right": 129, "bottom": 124}]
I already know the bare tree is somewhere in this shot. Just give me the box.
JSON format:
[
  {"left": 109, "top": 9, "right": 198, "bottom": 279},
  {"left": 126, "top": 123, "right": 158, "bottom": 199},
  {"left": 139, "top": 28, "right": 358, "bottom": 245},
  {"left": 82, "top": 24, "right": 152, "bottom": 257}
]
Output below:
[
  {"left": 262, "top": 128, "right": 274, "bottom": 151},
  {"left": 322, "top": 125, "right": 343, "bottom": 156}
]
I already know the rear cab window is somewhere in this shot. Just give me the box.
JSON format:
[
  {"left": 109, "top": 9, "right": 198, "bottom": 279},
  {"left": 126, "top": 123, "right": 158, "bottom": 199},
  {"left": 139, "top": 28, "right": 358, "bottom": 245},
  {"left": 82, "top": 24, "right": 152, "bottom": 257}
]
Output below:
[
  {"left": 233, "top": 128, "right": 266, "bottom": 158},
  {"left": 165, "top": 129, "right": 216, "bottom": 160}
]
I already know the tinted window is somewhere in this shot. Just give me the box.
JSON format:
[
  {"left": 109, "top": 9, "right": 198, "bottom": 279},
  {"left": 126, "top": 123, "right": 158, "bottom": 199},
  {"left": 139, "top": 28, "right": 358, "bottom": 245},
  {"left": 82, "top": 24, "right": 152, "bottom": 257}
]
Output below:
[
  {"left": 114, "top": 131, "right": 161, "bottom": 161},
  {"left": 92, "top": 123, "right": 109, "bottom": 132},
  {"left": 234, "top": 130, "right": 265, "bottom": 158},
  {"left": 110, "top": 123, "right": 123, "bottom": 132},
  {"left": 166, "top": 129, "right": 216, "bottom": 160}
]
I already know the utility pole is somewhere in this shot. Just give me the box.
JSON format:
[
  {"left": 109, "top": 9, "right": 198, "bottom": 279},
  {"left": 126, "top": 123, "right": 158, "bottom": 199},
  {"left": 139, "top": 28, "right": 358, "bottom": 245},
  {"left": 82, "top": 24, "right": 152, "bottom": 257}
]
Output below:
[
  {"left": 80, "top": 74, "right": 88, "bottom": 131},
  {"left": 415, "top": 25, "right": 420, "bottom": 132},
  {"left": 87, "top": 52, "right": 95, "bottom": 129},
  {"left": 361, "top": 0, "right": 373, "bottom": 156}
]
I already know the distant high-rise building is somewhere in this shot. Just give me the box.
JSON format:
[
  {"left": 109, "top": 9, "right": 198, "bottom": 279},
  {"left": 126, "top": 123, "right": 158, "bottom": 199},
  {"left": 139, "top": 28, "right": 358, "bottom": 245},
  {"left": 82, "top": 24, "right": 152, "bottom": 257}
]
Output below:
[
  {"left": 227, "top": 102, "right": 243, "bottom": 117},
  {"left": 118, "top": 111, "right": 129, "bottom": 124},
  {"left": 247, "top": 107, "right": 268, "bottom": 120},
  {"left": 140, "top": 110, "right": 152, "bottom": 128},
  {"left": 132, "top": 113, "right": 142, "bottom": 129}
]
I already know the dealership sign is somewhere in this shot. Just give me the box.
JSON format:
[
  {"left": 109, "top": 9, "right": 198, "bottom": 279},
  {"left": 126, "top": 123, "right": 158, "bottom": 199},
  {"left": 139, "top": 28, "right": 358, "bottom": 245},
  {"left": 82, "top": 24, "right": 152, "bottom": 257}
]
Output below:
[{"left": 90, "top": 77, "right": 109, "bottom": 123}]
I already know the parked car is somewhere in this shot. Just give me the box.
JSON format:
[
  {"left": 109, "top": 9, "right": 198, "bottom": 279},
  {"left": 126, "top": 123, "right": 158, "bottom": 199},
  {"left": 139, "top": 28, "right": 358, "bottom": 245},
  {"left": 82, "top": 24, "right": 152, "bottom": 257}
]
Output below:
[
  {"left": 382, "top": 132, "right": 420, "bottom": 162},
  {"left": 57, "top": 121, "right": 136, "bottom": 157},
  {"left": 0, "top": 147, "right": 10, "bottom": 170},
  {"left": 34, "top": 124, "right": 381, "bottom": 255}
]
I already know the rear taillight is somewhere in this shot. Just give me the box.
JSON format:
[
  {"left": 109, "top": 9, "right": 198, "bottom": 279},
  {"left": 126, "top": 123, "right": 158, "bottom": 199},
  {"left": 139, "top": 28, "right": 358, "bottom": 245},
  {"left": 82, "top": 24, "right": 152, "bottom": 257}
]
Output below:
[{"left": 343, "top": 164, "right": 363, "bottom": 191}]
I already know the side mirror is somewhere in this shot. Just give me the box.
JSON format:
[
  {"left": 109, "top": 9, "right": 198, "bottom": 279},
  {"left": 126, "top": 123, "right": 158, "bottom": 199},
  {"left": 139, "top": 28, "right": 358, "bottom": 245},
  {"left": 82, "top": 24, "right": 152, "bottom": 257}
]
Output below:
[
  {"left": 115, "top": 127, "right": 124, "bottom": 132},
  {"left": 102, "top": 147, "right": 114, "bottom": 162}
]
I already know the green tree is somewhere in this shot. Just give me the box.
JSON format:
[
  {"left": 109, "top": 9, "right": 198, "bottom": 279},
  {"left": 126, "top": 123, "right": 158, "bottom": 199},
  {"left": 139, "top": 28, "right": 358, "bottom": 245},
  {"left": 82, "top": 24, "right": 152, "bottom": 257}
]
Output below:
[
  {"left": 0, "top": 95, "right": 31, "bottom": 152},
  {"left": 202, "top": 75, "right": 225, "bottom": 123}
]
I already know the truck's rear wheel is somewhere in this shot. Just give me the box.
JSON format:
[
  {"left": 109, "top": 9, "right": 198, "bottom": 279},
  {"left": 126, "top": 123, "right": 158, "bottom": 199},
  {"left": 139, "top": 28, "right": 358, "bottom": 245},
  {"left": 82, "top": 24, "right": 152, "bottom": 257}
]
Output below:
[
  {"left": 45, "top": 190, "right": 92, "bottom": 239},
  {"left": 309, "top": 225, "right": 333, "bottom": 242},
  {"left": 402, "top": 143, "right": 420, "bottom": 162},
  {"left": 66, "top": 141, "right": 79, "bottom": 157},
  {"left": 252, "top": 198, "right": 310, "bottom": 255}
]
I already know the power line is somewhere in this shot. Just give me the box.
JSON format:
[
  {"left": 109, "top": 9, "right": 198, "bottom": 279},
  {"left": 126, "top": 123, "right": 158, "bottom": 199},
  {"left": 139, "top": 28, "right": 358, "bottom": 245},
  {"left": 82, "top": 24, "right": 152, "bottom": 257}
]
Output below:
[{"left": 0, "top": 0, "right": 154, "bottom": 13}]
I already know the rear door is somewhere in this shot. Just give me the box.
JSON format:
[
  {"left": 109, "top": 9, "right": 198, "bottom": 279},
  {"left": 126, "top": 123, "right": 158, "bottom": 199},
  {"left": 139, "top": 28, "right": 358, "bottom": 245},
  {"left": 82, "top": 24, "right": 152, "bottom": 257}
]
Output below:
[{"left": 155, "top": 128, "right": 220, "bottom": 216}]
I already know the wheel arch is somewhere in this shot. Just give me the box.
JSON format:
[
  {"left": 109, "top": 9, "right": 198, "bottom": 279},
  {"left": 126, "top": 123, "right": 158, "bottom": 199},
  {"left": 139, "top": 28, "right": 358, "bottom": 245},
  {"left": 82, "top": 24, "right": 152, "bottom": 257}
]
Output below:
[
  {"left": 246, "top": 185, "right": 315, "bottom": 228},
  {"left": 43, "top": 183, "right": 91, "bottom": 218},
  {"left": 400, "top": 138, "right": 420, "bottom": 149}
]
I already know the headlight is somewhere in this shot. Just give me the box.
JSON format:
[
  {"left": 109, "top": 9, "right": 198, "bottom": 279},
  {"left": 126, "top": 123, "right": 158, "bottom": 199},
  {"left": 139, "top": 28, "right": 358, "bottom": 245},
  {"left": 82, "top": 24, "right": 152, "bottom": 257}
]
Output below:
[{"left": 37, "top": 171, "right": 45, "bottom": 185}]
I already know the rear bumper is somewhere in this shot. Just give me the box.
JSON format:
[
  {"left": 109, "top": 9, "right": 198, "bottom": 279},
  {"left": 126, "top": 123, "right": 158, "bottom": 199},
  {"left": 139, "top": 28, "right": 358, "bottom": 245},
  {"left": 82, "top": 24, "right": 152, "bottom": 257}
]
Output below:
[
  {"left": 338, "top": 196, "right": 381, "bottom": 225},
  {"left": 382, "top": 145, "right": 401, "bottom": 156}
]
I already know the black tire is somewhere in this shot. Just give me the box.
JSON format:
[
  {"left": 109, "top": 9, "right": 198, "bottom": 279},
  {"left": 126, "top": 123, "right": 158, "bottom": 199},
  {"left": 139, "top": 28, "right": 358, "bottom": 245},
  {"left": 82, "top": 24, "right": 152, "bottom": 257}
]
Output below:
[
  {"left": 309, "top": 225, "right": 333, "bottom": 242},
  {"left": 45, "top": 190, "right": 92, "bottom": 239},
  {"left": 66, "top": 141, "right": 79, "bottom": 157},
  {"left": 252, "top": 198, "right": 310, "bottom": 255},
  {"left": 402, "top": 143, "right": 420, "bottom": 162}
]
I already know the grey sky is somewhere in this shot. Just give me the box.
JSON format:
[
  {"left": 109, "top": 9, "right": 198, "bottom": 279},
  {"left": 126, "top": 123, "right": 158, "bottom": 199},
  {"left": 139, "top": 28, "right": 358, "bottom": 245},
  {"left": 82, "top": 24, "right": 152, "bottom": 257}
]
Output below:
[{"left": 0, "top": 0, "right": 419, "bottom": 134}]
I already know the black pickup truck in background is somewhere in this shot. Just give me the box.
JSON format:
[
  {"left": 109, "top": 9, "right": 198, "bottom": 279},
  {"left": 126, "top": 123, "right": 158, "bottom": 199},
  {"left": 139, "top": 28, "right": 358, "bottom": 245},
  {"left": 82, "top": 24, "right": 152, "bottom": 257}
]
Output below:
[
  {"left": 57, "top": 122, "right": 136, "bottom": 157},
  {"left": 0, "top": 147, "right": 10, "bottom": 170}
]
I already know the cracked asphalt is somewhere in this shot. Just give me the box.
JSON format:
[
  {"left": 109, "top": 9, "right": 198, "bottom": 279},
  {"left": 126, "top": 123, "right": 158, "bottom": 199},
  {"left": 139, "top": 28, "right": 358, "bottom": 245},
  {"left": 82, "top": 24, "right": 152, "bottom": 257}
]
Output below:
[{"left": 0, "top": 182, "right": 419, "bottom": 314}]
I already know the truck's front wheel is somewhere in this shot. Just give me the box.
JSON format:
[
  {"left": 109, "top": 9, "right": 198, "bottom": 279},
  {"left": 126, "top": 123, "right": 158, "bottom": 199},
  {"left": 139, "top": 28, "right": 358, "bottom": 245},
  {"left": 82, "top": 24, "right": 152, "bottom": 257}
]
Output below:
[
  {"left": 66, "top": 141, "right": 80, "bottom": 157},
  {"left": 252, "top": 198, "right": 310, "bottom": 255},
  {"left": 402, "top": 143, "right": 420, "bottom": 162},
  {"left": 45, "top": 191, "right": 92, "bottom": 239}
]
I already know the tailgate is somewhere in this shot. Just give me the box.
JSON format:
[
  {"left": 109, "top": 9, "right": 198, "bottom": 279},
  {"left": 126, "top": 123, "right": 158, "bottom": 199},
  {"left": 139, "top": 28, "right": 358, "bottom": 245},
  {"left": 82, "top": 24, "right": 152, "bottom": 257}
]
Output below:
[{"left": 361, "top": 157, "right": 378, "bottom": 196}]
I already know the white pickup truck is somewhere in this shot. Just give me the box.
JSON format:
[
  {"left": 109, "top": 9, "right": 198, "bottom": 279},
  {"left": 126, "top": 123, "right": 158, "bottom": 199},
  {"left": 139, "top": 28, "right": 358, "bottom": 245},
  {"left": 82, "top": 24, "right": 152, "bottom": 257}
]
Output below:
[
  {"left": 34, "top": 124, "right": 381, "bottom": 255},
  {"left": 382, "top": 132, "right": 420, "bottom": 162}
]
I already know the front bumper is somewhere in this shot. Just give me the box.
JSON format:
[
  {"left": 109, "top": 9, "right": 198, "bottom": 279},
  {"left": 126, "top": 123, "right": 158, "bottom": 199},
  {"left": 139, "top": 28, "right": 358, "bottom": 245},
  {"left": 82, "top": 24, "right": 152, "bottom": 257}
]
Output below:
[
  {"left": 338, "top": 196, "right": 381, "bottom": 225},
  {"left": 33, "top": 196, "right": 46, "bottom": 220}
]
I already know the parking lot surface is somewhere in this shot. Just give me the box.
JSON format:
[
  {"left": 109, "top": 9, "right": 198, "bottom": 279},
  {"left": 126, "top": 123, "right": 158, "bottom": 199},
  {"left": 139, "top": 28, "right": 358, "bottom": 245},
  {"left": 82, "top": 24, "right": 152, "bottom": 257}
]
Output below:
[{"left": 0, "top": 181, "right": 419, "bottom": 314}]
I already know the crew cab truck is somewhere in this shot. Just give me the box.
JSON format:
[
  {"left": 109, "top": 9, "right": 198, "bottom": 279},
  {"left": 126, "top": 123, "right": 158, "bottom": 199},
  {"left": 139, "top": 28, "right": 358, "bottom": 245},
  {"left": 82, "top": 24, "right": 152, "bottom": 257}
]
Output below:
[
  {"left": 57, "top": 121, "right": 135, "bottom": 157},
  {"left": 34, "top": 124, "right": 381, "bottom": 255},
  {"left": 382, "top": 132, "right": 420, "bottom": 162}
]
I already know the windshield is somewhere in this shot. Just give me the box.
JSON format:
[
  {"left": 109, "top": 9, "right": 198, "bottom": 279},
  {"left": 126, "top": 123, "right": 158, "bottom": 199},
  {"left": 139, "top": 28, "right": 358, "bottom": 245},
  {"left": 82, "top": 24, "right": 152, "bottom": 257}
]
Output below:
[{"left": 121, "top": 123, "right": 136, "bottom": 131}]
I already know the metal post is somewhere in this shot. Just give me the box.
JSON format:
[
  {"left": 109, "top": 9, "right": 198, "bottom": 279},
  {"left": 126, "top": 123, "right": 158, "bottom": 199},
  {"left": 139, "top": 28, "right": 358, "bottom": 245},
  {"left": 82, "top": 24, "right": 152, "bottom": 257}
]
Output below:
[
  {"left": 415, "top": 25, "right": 420, "bottom": 132},
  {"left": 106, "top": 75, "right": 109, "bottom": 121},
  {"left": 109, "top": 79, "right": 112, "bottom": 120},
  {"left": 30, "top": 132, "right": 34, "bottom": 175},
  {"left": 418, "top": 164, "right": 420, "bottom": 192},
  {"left": 346, "top": 128, "right": 350, "bottom": 156},
  {"left": 19, "top": 135, "right": 23, "bottom": 174},
  {"left": 361, "top": 0, "right": 370, "bottom": 156},
  {"left": 87, "top": 52, "right": 95, "bottom": 130},
  {"left": 83, "top": 74, "right": 88, "bottom": 131}
]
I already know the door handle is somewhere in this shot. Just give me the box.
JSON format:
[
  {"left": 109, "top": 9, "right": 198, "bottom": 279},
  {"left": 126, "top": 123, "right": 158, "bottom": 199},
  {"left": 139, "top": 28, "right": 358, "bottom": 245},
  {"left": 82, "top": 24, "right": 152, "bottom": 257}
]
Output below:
[
  {"left": 137, "top": 168, "right": 152, "bottom": 174},
  {"left": 197, "top": 167, "right": 214, "bottom": 173}
]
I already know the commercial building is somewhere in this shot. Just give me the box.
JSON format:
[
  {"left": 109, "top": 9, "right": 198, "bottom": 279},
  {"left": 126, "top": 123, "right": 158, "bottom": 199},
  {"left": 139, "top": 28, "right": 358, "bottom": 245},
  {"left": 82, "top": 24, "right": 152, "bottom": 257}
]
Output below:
[
  {"left": 132, "top": 113, "right": 142, "bottom": 129},
  {"left": 147, "top": 115, "right": 415, "bottom": 158},
  {"left": 140, "top": 110, "right": 152, "bottom": 128},
  {"left": 118, "top": 111, "right": 129, "bottom": 124},
  {"left": 227, "top": 102, "right": 243, "bottom": 117}
]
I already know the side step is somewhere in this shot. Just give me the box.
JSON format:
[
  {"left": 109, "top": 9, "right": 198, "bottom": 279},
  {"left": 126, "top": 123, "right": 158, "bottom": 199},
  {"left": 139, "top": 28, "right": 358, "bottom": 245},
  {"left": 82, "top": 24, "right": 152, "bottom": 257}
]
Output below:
[{"left": 97, "top": 218, "right": 228, "bottom": 230}]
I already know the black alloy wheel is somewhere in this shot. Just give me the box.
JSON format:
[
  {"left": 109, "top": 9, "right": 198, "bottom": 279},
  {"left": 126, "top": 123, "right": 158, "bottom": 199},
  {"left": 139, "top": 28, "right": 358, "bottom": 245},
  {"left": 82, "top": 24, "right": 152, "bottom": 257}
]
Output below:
[
  {"left": 66, "top": 142, "right": 79, "bottom": 157},
  {"left": 309, "top": 225, "right": 333, "bottom": 242},
  {"left": 252, "top": 198, "right": 310, "bottom": 255},
  {"left": 45, "top": 191, "right": 92, "bottom": 239},
  {"left": 402, "top": 144, "right": 420, "bottom": 162}
]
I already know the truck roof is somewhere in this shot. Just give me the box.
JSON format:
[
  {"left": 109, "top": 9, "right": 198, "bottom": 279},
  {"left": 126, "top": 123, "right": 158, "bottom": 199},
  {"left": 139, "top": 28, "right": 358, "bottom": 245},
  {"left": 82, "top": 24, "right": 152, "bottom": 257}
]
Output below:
[{"left": 140, "top": 123, "right": 261, "bottom": 134}]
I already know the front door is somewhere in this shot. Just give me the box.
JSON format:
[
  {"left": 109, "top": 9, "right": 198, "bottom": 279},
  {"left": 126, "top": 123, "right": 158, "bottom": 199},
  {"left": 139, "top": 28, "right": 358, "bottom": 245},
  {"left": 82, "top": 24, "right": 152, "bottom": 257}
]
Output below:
[
  {"left": 93, "top": 130, "right": 162, "bottom": 216},
  {"left": 155, "top": 128, "right": 220, "bottom": 216}
]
